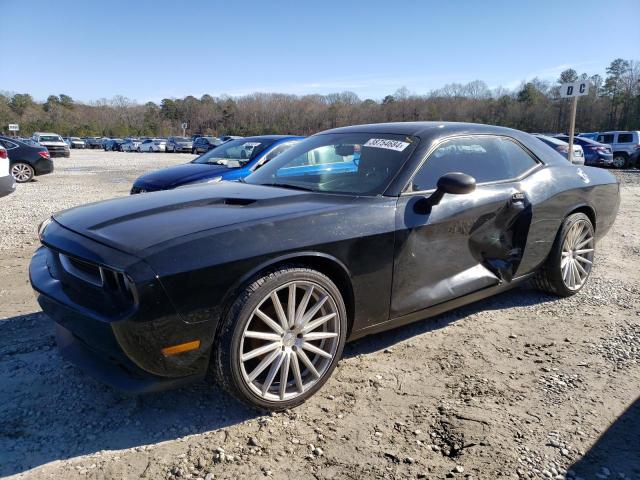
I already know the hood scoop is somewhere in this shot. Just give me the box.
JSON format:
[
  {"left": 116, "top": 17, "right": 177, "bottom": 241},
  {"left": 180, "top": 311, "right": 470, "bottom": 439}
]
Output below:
[{"left": 222, "top": 198, "right": 256, "bottom": 207}]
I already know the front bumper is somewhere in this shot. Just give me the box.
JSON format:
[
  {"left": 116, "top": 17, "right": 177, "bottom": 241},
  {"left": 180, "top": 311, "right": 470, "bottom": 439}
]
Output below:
[
  {"left": 55, "top": 322, "right": 205, "bottom": 394},
  {"left": 0, "top": 174, "right": 15, "bottom": 197},
  {"left": 29, "top": 224, "right": 215, "bottom": 393}
]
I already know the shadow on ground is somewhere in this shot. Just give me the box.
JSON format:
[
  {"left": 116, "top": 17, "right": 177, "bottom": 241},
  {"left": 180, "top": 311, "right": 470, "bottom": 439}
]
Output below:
[
  {"left": 0, "top": 284, "right": 554, "bottom": 476},
  {"left": 568, "top": 396, "right": 640, "bottom": 479}
]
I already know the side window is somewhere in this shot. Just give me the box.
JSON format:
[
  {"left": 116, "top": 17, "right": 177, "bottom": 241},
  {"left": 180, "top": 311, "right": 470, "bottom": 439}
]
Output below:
[
  {"left": 599, "top": 134, "right": 614, "bottom": 144},
  {"left": 264, "top": 142, "right": 296, "bottom": 162},
  {"left": 617, "top": 133, "right": 633, "bottom": 143},
  {"left": 410, "top": 136, "right": 537, "bottom": 192}
]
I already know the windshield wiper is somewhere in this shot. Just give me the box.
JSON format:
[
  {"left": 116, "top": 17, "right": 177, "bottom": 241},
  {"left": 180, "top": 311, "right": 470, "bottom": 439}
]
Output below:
[{"left": 265, "top": 183, "right": 316, "bottom": 192}]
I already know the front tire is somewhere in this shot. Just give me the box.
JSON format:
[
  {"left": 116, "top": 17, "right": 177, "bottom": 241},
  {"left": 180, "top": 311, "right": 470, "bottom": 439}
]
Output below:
[
  {"left": 213, "top": 267, "right": 347, "bottom": 411},
  {"left": 534, "top": 213, "right": 595, "bottom": 297}
]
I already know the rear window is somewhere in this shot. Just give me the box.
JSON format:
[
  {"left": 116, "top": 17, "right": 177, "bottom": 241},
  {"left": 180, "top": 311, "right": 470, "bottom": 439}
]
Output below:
[{"left": 617, "top": 133, "right": 633, "bottom": 143}]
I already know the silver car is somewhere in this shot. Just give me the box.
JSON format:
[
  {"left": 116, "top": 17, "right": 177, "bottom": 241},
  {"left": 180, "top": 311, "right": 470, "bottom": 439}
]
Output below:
[{"left": 596, "top": 131, "right": 640, "bottom": 168}]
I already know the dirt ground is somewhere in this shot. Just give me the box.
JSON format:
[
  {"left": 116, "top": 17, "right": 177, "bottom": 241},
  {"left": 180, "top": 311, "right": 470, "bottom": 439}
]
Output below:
[{"left": 0, "top": 150, "right": 638, "bottom": 480}]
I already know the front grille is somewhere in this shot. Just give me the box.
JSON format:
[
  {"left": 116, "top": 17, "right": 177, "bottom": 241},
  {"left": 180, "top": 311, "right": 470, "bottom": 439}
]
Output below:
[{"left": 45, "top": 145, "right": 68, "bottom": 156}]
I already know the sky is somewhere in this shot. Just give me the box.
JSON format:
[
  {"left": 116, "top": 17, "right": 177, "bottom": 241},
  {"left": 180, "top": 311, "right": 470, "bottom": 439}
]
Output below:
[{"left": 1, "top": 0, "right": 638, "bottom": 103}]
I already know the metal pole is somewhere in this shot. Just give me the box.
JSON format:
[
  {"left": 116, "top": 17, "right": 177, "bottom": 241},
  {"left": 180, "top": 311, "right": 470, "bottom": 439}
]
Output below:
[{"left": 567, "top": 95, "right": 577, "bottom": 162}]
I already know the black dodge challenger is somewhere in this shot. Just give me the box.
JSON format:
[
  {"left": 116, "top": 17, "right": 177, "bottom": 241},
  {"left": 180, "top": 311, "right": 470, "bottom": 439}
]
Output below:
[{"left": 30, "top": 122, "right": 620, "bottom": 410}]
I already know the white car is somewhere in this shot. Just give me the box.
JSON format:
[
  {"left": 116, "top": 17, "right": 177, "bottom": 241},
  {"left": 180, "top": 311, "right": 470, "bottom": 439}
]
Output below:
[
  {"left": 121, "top": 139, "right": 142, "bottom": 152},
  {"left": 138, "top": 139, "right": 166, "bottom": 152},
  {"left": 0, "top": 144, "right": 15, "bottom": 198}
]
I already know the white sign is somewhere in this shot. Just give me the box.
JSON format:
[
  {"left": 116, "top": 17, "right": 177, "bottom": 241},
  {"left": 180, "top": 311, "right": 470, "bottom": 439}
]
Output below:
[
  {"left": 8, "top": 124, "right": 19, "bottom": 132},
  {"left": 560, "top": 81, "right": 590, "bottom": 98},
  {"left": 181, "top": 122, "right": 188, "bottom": 129},
  {"left": 363, "top": 138, "right": 410, "bottom": 152}
]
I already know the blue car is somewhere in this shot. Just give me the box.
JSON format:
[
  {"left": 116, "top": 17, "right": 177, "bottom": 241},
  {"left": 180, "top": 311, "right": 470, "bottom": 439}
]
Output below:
[
  {"left": 131, "top": 135, "right": 304, "bottom": 194},
  {"left": 555, "top": 135, "right": 613, "bottom": 167}
]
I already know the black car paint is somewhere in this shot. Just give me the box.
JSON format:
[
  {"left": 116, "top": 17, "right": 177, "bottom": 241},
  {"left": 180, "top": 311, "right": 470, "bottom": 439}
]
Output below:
[
  {"left": 0, "top": 136, "right": 54, "bottom": 177},
  {"left": 29, "top": 122, "right": 620, "bottom": 393}
]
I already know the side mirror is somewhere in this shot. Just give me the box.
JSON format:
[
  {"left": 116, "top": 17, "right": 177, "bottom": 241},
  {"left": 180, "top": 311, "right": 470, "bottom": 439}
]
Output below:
[{"left": 414, "top": 172, "right": 476, "bottom": 214}]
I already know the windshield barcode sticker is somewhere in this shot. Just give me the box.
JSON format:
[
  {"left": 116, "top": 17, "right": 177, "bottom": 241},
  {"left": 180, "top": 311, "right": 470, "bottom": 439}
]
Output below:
[{"left": 363, "top": 138, "right": 410, "bottom": 151}]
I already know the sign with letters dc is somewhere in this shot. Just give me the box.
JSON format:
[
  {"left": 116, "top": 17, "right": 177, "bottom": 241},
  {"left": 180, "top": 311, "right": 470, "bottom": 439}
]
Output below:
[{"left": 560, "top": 81, "right": 590, "bottom": 98}]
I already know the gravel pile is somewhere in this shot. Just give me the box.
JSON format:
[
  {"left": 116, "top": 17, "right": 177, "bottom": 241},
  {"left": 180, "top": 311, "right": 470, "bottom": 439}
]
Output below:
[{"left": 0, "top": 152, "right": 638, "bottom": 479}]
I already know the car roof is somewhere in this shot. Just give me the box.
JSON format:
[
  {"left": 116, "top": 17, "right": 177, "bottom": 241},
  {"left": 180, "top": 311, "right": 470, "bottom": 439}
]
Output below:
[
  {"left": 320, "top": 121, "right": 532, "bottom": 138},
  {"left": 232, "top": 135, "right": 304, "bottom": 142}
]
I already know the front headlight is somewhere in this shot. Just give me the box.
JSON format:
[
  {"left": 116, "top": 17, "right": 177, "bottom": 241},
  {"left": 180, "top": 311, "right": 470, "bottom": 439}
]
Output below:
[{"left": 38, "top": 217, "right": 52, "bottom": 241}]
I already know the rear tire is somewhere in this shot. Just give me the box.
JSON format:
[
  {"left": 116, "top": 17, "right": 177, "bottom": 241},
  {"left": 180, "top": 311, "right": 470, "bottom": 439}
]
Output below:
[
  {"left": 612, "top": 154, "right": 627, "bottom": 169},
  {"left": 11, "top": 162, "right": 35, "bottom": 183},
  {"left": 533, "top": 213, "right": 595, "bottom": 297},
  {"left": 213, "top": 267, "right": 347, "bottom": 411}
]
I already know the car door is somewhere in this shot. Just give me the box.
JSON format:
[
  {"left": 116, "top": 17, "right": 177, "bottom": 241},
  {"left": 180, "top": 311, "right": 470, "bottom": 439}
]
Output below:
[{"left": 390, "top": 135, "right": 538, "bottom": 318}]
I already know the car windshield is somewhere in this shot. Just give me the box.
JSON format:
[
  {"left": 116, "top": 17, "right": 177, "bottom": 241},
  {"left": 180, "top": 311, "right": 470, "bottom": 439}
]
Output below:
[
  {"left": 173, "top": 137, "right": 190, "bottom": 142},
  {"left": 39, "top": 135, "right": 63, "bottom": 142},
  {"left": 193, "top": 139, "right": 276, "bottom": 167},
  {"left": 245, "top": 133, "right": 419, "bottom": 195}
]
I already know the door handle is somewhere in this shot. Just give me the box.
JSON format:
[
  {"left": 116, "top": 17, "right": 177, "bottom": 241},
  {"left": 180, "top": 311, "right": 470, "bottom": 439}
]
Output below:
[{"left": 511, "top": 191, "right": 526, "bottom": 203}]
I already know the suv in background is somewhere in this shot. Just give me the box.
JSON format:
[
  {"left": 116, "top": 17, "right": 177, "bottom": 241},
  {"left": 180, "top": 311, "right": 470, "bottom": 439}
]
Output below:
[
  {"left": 596, "top": 131, "right": 640, "bottom": 168},
  {"left": 192, "top": 136, "right": 222, "bottom": 154},
  {"left": 32, "top": 132, "right": 70, "bottom": 158},
  {"left": 0, "top": 144, "right": 15, "bottom": 197}
]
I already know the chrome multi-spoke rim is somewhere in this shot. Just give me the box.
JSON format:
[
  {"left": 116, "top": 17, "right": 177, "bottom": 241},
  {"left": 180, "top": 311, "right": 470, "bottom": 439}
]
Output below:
[
  {"left": 11, "top": 164, "right": 32, "bottom": 182},
  {"left": 561, "top": 220, "right": 594, "bottom": 290},
  {"left": 239, "top": 281, "right": 340, "bottom": 402}
]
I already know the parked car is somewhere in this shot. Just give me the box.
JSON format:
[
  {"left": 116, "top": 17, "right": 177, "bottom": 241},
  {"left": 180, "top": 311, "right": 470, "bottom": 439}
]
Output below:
[
  {"left": 121, "top": 138, "right": 142, "bottom": 152},
  {"left": 0, "top": 136, "right": 53, "bottom": 183},
  {"left": 64, "top": 137, "right": 86, "bottom": 149},
  {"left": 192, "top": 136, "right": 222, "bottom": 154},
  {"left": 31, "top": 132, "right": 70, "bottom": 158},
  {"left": 533, "top": 135, "right": 584, "bottom": 165},
  {"left": 554, "top": 135, "right": 613, "bottom": 167},
  {"left": 219, "top": 135, "right": 244, "bottom": 142},
  {"left": 596, "top": 131, "right": 640, "bottom": 168},
  {"left": 30, "top": 122, "right": 619, "bottom": 410},
  {"left": 138, "top": 138, "right": 167, "bottom": 152},
  {"left": 577, "top": 132, "right": 599, "bottom": 141},
  {"left": 103, "top": 138, "right": 125, "bottom": 151},
  {"left": 84, "top": 137, "right": 104, "bottom": 149},
  {"left": 0, "top": 143, "right": 15, "bottom": 197},
  {"left": 131, "top": 136, "right": 303, "bottom": 193},
  {"left": 166, "top": 136, "right": 193, "bottom": 153}
]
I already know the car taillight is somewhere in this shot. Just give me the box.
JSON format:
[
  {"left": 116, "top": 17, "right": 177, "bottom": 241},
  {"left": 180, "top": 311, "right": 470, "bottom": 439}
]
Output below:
[
  {"left": 38, "top": 151, "right": 50, "bottom": 159},
  {"left": 635, "top": 144, "right": 640, "bottom": 150},
  {"left": 0, "top": 149, "right": 6, "bottom": 159},
  {"left": 591, "top": 146, "right": 608, "bottom": 153}
]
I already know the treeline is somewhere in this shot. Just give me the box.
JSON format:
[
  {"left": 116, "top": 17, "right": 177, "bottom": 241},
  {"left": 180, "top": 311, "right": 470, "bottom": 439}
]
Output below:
[{"left": 1, "top": 58, "right": 638, "bottom": 138}]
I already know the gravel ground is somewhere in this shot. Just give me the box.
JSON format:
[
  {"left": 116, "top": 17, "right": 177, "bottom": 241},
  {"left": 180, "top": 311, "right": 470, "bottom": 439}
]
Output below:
[{"left": 0, "top": 151, "right": 638, "bottom": 480}]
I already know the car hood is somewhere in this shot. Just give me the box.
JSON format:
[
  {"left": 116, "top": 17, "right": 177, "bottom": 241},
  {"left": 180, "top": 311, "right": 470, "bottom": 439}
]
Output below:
[
  {"left": 52, "top": 182, "right": 343, "bottom": 254},
  {"left": 135, "top": 163, "right": 231, "bottom": 188},
  {"left": 39, "top": 141, "right": 67, "bottom": 146}
]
